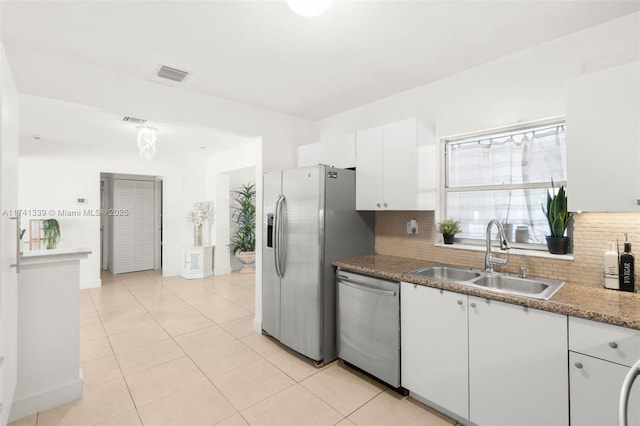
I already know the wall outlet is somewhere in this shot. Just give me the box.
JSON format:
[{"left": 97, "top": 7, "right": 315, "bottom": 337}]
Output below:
[{"left": 406, "top": 219, "right": 418, "bottom": 235}]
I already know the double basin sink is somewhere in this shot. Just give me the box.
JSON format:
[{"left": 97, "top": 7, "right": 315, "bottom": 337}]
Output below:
[{"left": 408, "top": 265, "right": 564, "bottom": 300}]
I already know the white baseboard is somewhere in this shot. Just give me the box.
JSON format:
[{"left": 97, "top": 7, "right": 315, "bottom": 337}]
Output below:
[
  {"left": 253, "top": 317, "right": 262, "bottom": 334},
  {"left": 80, "top": 278, "right": 101, "bottom": 289},
  {"left": 162, "top": 268, "right": 182, "bottom": 277},
  {"left": 9, "top": 371, "right": 83, "bottom": 422}
]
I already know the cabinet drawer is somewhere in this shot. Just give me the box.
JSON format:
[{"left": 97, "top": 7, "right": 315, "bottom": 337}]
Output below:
[{"left": 569, "top": 316, "right": 640, "bottom": 366}]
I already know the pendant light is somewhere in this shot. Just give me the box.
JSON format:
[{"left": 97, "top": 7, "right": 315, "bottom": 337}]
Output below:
[
  {"left": 137, "top": 126, "right": 157, "bottom": 160},
  {"left": 287, "top": 0, "right": 333, "bottom": 17}
]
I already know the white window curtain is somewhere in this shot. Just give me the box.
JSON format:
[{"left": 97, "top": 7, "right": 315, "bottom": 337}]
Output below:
[{"left": 446, "top": 124, "right": 567, "bottom": 244}]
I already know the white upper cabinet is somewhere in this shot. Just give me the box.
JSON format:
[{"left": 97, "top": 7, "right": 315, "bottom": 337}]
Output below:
[
  {"left": 356, "top": 117, "right": 435, "bottom": 210},
  {"left": 296, "top": 132, "right": 356, "bottom": 169},
  {"left": 566, "top": 61, "right": 640, "bottom": 212}
]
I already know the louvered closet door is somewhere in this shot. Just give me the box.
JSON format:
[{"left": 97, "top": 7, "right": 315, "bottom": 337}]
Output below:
[{"left": 112, "top": 179, "right": 155, "bottom": 274}]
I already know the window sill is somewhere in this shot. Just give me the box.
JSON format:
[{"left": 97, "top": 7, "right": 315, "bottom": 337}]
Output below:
[{"left": 434, "top": 242, "right": 574, "bottom": 261}]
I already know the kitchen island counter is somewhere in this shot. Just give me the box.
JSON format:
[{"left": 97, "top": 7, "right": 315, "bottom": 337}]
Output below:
[{"left": 335, "top": 254, "right": 640, "bottom": 330}]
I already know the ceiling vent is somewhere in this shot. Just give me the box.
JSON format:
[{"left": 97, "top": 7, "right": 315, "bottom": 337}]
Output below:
[
  {"left": 156, "top": 65, "right": 189, "bottom": 82},
  {"left": 122, "top": 116, "right": 147, "bottom": 125}
]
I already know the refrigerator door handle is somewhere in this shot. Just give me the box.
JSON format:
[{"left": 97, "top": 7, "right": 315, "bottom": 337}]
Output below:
[
  {"left": 274, "top": 195, "right": 282, "bottom": 278},
  {"left": 277, "top": 195, "right": 287, "bottom": 277},
  {"left": 9, "top": 215, "right": 21, "bottom": 273}
]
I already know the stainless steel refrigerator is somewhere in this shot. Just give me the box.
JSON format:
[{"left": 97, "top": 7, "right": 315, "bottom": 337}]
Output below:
[{"left": 262, "top": 165, "right": 374, "bottom": 364}]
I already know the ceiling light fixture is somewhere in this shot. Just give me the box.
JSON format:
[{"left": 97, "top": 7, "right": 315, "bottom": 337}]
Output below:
[
  {"left": 137, "top": 126, "right": 157, "bottom": 160},
  {"left": 287, "top": 0, "right": 333, "bottom": 17}
]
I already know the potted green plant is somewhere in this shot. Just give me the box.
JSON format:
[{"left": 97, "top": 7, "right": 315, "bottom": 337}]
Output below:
[
  {"left": 438, "top": 217, "right": 461, "bottom": 244},
  {"left": 542, "top": 181, "right": 571, "bottom": 254},
  {"left": 42, "top": 218, "right": 60, "bottom": 249},
  {"left": 228, "top": 183, "right": 256, "bottom": 273}
]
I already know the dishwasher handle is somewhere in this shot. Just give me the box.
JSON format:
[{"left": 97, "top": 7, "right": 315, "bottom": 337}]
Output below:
[{"left": 338, "top": 277, "right": 397, "bottom": 297}]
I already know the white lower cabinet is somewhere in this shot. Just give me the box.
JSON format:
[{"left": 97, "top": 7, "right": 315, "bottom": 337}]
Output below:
[
  {"left": 401, "top": 283, "right": 569, "bottom": 426},
  {"left": 569, "top": 317, "right": 640, "bottom": 426},
  {"left": 401, "top": 283, "right": 469, "bottom": 418},
  {"left": 468, "top": 296, "right": 568, "bottom": 426}
]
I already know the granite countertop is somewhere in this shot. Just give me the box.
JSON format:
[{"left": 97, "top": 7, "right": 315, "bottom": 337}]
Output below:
[{"left": 334, "top": 254, "right": 640, "bottom": 330}]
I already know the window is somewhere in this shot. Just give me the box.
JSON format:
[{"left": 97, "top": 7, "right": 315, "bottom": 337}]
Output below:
[{"left": 444, "top": 120, "right": 567, "bottom": 249}]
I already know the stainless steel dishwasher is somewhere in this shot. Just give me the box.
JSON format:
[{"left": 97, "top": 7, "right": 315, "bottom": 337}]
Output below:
[{"left": 336, "top": 268, "right": 400, "bottom": 387}]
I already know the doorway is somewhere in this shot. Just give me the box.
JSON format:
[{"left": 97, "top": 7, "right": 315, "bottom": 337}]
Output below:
[{"left": 100, "top": 173, "right": 163, "bottom": 273}]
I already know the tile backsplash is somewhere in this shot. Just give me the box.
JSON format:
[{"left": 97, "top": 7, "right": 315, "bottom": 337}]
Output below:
[{"left": 375, "top": 211, "right": 640, "bottom": 288}]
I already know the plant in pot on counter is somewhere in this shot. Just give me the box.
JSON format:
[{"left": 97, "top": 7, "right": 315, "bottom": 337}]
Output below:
[
  {"left": 542, "top": 180, "right": 572, "bottom": 254},
  {"left": 438, "top": 217, "right": 461, "bottom": 244},
  {"left": 42, "top": 218, "right": 60, "bottom": 250}
]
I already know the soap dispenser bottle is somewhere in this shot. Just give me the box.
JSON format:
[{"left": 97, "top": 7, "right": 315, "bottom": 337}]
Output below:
[
  {"left": 620, "top": 240, "right": 635, "bottom": 292},
  {"left": 604, "top": 242, "right": 619, "bottom": 290}
]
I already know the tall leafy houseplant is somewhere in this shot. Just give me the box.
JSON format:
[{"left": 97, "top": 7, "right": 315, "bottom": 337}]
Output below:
[
  {"left": 542, "top": 181, "right": 571, "bottom": 254},
  {"left": 42, "top": 218, "right": 60, "bottom": 250},
  {"left": 228, "top": 183, "right": 256, "bottom": 273}
]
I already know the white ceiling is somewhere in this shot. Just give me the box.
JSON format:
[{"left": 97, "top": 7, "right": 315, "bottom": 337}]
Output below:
[{"left": 2, "top": 0, "right": 639, "bottom": 153}]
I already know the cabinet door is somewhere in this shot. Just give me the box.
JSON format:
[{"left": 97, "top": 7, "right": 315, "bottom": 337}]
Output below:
[
  {"left": 570, "top": 352, "right": 640, "bottom": 426},
  {"left": 383, "top": 118, "right": 417, "bottom": 210},
  {"left": 401, "top": 283, "right": 469, "bottom": 418},
  {"left": 355, "top": 126, "right": 384, "bottom": 210},
  {"left": 468, "top": 297, "right": 568, "bottom": 426},
  {"left": 567, "top": 61, "right": 640, "bottom": 212}
]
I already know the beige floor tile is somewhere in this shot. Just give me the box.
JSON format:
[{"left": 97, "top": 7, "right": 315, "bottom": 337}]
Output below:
[
  {"left": 8, "top": 413, "right": 37, "bottom": 426},
  {"left": 96, "top": 303, "right": 148, "bottom": 323},
  {"left": 79, "top": 290, "right": 96, "bottom": 313},
  {"left": 173, "top": 325, "right": 236, "bottom": 354},
  {"left": 347, "top": 390, "right": 456, "bottom": 426},
  {"left": 94, "top": 410, "right": 142, "bottom": 426},
  {"left": 145, "top": 301, "right": 199, "bottom": 321},
  {"left": 212, "top": 359, "right": 295, "bottom": 411},
  {"left": 241, "top": 383, "right": 343, "bottom": 426},
  {"left": 162, "top": 279, "right": 213, "bottom": 299},
  {"left": 108, "top": 323, "right": 169, "bottom": 354},
  {"left": 155, "top": 312, "right": 214, "bottom": 337},
  {"left": 115, "top": 338, "right": 185, "bottom": 375},
  {"left": 79, "top": 322, "right": 106, "bottom": 342},
  {"left": 240, "top": 333, "right": 284, "bottom": 358},
  {"left": 101, "top": 310, "right": 156, "bottom": 336},
  {"left": 214, "top": 414, "right": 249, "bottom": 426},
  {"left": 183, "top": 293, "right": 238, "bottom": 313},
  {"left": 202, "top": 305, "right": 252, "bottom": 325},
  {"left": 36, "top": 377, "right": 135, "bottom": 426},
  {"left": 125, "top": 356, "right": 207, "bottom": 407},
  {"left": 80, "top": 336, "right": 113, "bottom": 362},
  {"left": 137, "top": 381, "right": 236, "bottom": 426},
  {"left": 301, "top": 363, "right": 385, "bottom": 416},
  {"left": 189, "top": 339, "right": 261, "bottom": 378},
  {"left": 220, "top": 316, "right": 256, "bottom": 339},
  {"left": 80, "top": 354, "right": 122, "bottom": 388},
  {"left": 80, "top": 310, "right": 101, "bottom": 327},
  {"left": 335, "top": 419, "right": 357, "bottom": 426},
  {"left": 267, "top": 348, "right": 326, "bottom": 382}
]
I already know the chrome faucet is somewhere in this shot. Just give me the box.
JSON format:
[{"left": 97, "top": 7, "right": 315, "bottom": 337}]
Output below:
[{"left": 485, "top": 219, "right": 510, "bottom": 272}]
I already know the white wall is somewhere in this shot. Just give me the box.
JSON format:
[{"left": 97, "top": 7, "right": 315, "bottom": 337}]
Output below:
[
  {"left": 18, "top": 141, "right": 209, "bottom": 288},
  {"left": 205, "top": 140, "right": 259, "bottom": 275},
  {"left": 315, "top": 12, "right": 640, "bottom": 142}
]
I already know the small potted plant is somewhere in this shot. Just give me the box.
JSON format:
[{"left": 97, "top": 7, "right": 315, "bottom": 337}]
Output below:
[
  {"left": 438, "top": 217, "right": 461, "bottom": 245},
  {"left": 42, "top": 218, "right": 60, "bottom": 249},
  {"left": 542, "top": 180, "right": 571, "bottom": 254},
  {"left": 228, "top": 183, "right": 256, "bottom": 273}
]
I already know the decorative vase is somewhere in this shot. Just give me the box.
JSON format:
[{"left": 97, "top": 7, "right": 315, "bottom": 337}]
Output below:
[
  {"left": 546, "top": 236, "right": 570, "bottom": 255},
  {"left": 443, "top": 234, "right": 455, "bottom": 245},
  {"left": 194, "top": 224, "right": 203, "bottom": 247},
  {"left": 236, "top": 251, "right": 256, "bottom": 274}
]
